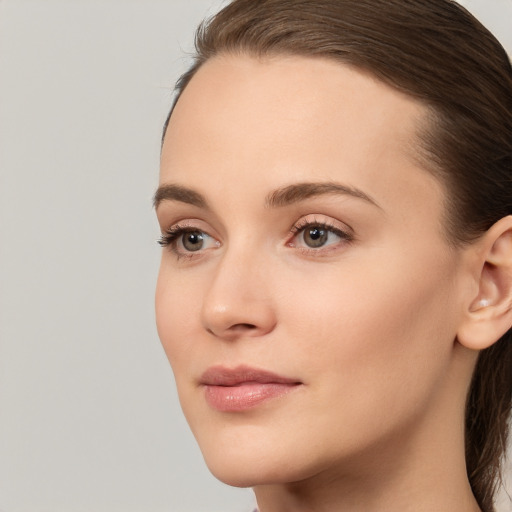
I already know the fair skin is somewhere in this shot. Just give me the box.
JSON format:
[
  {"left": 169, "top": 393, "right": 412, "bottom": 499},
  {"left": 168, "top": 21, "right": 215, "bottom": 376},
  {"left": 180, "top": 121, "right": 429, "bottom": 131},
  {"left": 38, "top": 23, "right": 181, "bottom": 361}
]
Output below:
[{"left": 155, "top": 54, "right": 512, "bottom": 512}]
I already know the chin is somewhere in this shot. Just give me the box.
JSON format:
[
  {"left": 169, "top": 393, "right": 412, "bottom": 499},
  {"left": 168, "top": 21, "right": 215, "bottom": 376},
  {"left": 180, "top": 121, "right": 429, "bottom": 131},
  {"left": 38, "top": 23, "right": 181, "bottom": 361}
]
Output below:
[
  {"left": 197, "top": 436, "right": 281, "bottom": 487},
  {"left": 196, "top": 430, "right": 324, "bottom": 489},
  {"left": 204, "top": 455, "right": 301, "bottom": 488},
  {"left": 184, "top": 399, "right": 316, "bottom": 487},
  {"left": 207, "top": 464, "right": 263, "bottom": 488}
]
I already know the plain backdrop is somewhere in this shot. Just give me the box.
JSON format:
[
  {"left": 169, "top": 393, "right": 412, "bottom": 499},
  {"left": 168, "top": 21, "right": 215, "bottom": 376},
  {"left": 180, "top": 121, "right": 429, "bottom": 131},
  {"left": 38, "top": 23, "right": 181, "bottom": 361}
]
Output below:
[{"left": 0, "top": 1, "right": 510, "bottom": 511}]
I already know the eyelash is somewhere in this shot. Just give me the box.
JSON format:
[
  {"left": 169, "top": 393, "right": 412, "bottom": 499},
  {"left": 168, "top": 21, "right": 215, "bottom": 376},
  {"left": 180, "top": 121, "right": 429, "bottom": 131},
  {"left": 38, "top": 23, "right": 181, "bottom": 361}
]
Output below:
[
  {"left": 288, "top": 219, "right": 353, "bottom": 251},
  {"left": 158, "top": 224, "right": 190, "bottom": 248},
  {"left": 158, "top": 219, "right": 353, "bottom": 258},
  {"left": 158, "top": 224, "right": 209, "bottom": 259}
]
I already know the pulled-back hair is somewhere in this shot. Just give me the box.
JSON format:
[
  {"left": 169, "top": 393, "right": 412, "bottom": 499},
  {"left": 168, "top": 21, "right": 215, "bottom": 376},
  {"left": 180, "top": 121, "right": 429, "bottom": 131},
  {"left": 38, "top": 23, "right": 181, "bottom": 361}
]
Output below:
[{"left": 163, "top": 1, "right": 512, "bottom": 510}]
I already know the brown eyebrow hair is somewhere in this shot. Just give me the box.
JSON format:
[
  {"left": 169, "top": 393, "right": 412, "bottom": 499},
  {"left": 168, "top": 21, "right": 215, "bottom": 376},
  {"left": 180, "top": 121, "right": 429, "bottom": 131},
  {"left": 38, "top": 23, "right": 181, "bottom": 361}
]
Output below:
[
  {"left": 153, "top": 181, "right": 380, "bottom": 210},
  {"left": 265, "top": 182, "right": 381, "bottom": 209},
  {"left": 153, "top": 184, "right": 208, "bottom": 209}
]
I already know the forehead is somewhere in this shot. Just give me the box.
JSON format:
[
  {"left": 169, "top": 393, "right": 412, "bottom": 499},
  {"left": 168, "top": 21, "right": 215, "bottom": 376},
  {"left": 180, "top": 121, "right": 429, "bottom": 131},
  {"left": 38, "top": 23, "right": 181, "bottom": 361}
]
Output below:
[
  {"left": 161, "top": 54, "right": 443, "bottom": 220},
  {"left": 169, "top": 54, "right": 423, "bottom": 140}
]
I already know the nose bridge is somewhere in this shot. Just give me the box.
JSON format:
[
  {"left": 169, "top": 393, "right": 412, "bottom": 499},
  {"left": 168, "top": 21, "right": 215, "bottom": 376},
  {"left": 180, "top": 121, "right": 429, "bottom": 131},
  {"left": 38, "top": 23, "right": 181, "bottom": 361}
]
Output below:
[{"left": 201, "top": 238, "right": 276, "bottom": 339}]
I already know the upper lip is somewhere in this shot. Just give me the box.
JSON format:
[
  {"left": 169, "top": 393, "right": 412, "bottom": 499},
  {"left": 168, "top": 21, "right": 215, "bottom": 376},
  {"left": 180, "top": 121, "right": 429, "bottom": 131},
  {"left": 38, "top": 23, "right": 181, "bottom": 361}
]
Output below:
[{"left": 200, "top": 365, "right": 301, "bottom": 386}]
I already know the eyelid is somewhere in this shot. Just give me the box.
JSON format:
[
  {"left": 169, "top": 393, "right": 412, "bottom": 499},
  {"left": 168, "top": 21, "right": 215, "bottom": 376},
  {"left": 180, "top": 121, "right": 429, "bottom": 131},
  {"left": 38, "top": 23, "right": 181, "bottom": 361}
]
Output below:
[
  {"left": 287, "top": 215, "right": 355, "bottom": 253},
  {"left": 289, "top": 215, "right": 354, "bottom": 238},
  {"left": 158, "top": 220, "right": 221, "bottom": 259}
]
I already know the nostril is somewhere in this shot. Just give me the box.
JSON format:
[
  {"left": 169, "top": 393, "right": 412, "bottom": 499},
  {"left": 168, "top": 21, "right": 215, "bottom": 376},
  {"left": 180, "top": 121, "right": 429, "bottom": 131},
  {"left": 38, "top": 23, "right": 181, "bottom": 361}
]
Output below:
[
  {"left": 206, "top": 323, "right": 256, "bottom": 337},
  {"left": 232, "top": 323, "right": 257, "bottom": 331}
]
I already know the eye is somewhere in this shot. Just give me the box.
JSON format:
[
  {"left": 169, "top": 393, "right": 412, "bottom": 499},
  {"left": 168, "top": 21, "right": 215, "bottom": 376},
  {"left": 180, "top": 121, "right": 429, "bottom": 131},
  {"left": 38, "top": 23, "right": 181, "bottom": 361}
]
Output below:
[
  {"left": 180, "top": 230, "right": 207, "bottom": 251},
  {"left": 158, "top": 224, "right": 219, "bottom": 257},
  {"left": 289, "top": 220, "right": 353, "bottom": 251},
  {"left": 301, "top": 225, "right": 331, "bottom": 248}
]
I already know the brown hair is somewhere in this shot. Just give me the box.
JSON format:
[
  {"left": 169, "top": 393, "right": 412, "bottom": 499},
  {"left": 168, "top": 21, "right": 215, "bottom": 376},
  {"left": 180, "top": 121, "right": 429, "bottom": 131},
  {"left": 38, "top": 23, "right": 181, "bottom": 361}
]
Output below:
[{"left": 163, "top": 1, "right": 512, "bottom": 510}]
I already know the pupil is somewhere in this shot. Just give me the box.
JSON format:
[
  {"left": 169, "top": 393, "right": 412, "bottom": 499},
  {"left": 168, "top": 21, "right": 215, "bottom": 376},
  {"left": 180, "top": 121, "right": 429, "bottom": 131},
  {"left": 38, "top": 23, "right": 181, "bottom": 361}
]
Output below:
[
  {"left": 305, "top": 226, "right": 328, "bottom": 248},
  {"left": 310, "top": 228, "right": 322, "bottom": 240},
  {"left": 183, "top": 231, "right": 204, "bottom": 251}
]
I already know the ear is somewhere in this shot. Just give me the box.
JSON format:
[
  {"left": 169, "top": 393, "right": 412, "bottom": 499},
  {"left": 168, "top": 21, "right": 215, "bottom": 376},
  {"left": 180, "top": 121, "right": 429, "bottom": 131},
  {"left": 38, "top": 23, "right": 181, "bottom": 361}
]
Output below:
[{"left": 457, "top": 215, "right": 512, "bottom": 350}]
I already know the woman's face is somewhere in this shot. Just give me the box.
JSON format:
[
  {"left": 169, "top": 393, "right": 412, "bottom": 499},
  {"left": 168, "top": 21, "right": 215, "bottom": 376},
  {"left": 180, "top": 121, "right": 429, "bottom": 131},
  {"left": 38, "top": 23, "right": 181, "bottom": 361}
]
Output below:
[{"left": 155, "top": 55, "right": 471, "bottom": 487}]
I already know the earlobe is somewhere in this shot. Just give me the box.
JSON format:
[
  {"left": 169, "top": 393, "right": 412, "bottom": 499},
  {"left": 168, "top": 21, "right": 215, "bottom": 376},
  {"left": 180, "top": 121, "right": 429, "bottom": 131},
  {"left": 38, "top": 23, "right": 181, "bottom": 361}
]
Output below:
[
  {"left": 457, "top": 215, "right": 512, "bottom": 351},
  {"left": 471, "top": 298, "right": 491, "bottom": 310}
]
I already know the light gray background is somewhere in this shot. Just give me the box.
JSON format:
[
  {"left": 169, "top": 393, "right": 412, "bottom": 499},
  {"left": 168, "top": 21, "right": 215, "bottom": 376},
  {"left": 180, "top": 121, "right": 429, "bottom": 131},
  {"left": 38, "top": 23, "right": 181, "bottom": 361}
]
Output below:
[{"left": 0, "top": 1, "right": 510, "bottom": 511}]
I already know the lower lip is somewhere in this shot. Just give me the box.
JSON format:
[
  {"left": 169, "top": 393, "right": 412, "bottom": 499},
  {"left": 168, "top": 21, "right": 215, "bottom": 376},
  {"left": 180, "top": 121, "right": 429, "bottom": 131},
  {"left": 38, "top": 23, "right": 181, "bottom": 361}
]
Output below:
[{"left": 204, "top": 382, "right": 299, "bottom": 412}]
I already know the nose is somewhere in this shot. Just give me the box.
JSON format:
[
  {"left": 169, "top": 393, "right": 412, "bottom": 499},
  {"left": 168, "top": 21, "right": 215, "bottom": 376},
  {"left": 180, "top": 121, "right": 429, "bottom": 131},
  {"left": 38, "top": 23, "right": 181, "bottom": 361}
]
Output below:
[{"left": 201, "top": 247, "right": 277, "bottom": 340}]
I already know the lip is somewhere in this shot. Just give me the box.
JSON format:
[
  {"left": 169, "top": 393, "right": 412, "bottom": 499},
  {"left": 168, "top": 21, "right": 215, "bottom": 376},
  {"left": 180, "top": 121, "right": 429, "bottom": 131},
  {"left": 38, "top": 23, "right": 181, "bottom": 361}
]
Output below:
[{"left": 200, "top": 365, "right": 302, "bottom": 412}]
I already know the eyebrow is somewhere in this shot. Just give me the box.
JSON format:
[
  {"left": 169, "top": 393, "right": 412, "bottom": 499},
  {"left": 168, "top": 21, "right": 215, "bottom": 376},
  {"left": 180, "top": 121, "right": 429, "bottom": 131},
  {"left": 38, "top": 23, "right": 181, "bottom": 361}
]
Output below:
[
  {"left": 265, "top": 182, "right": 381, "bottom": 209},
  {"left": 153, "top": 181, "right": 380, "bottom": 210},
  {"left": 153, "top": 184, "right": 208, "bottom": 209}
]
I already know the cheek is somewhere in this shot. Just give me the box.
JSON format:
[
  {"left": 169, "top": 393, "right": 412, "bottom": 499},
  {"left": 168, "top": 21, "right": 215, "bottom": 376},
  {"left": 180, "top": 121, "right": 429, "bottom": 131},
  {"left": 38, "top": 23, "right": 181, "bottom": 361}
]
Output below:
[
  {"left": 279, "top": 249, "right": 460, "bottom": 419},
  {"left": 155, "top": 262, "right": 199, "bottom": 369}
]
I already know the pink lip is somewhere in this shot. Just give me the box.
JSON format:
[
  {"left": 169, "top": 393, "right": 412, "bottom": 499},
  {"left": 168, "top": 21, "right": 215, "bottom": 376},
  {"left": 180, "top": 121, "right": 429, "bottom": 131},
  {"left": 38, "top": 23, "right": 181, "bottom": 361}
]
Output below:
[{"left": 200, "top": 365, "right": 302, "bottom": 412}]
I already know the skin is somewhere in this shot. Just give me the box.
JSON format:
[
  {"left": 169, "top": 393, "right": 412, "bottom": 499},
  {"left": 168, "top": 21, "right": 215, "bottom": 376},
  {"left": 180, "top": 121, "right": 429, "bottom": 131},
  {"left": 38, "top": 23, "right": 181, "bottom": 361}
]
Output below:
[{"left": 155, "top": 55, "right": 487, "bottom": 512}]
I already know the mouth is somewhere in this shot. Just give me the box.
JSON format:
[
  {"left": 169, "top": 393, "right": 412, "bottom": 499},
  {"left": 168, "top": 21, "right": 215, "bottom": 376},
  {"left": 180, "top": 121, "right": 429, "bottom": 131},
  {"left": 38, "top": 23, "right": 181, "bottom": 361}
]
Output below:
[{"left": 200, "top": 365, "right": 302, "bottom": 412}]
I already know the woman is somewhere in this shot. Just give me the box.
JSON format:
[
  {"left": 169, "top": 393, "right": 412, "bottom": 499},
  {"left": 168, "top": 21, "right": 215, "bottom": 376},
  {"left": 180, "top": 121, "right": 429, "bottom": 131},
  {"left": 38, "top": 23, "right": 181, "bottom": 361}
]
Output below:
[{"left": 154, "top": 1, "right": 512, "bottom": 511}]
